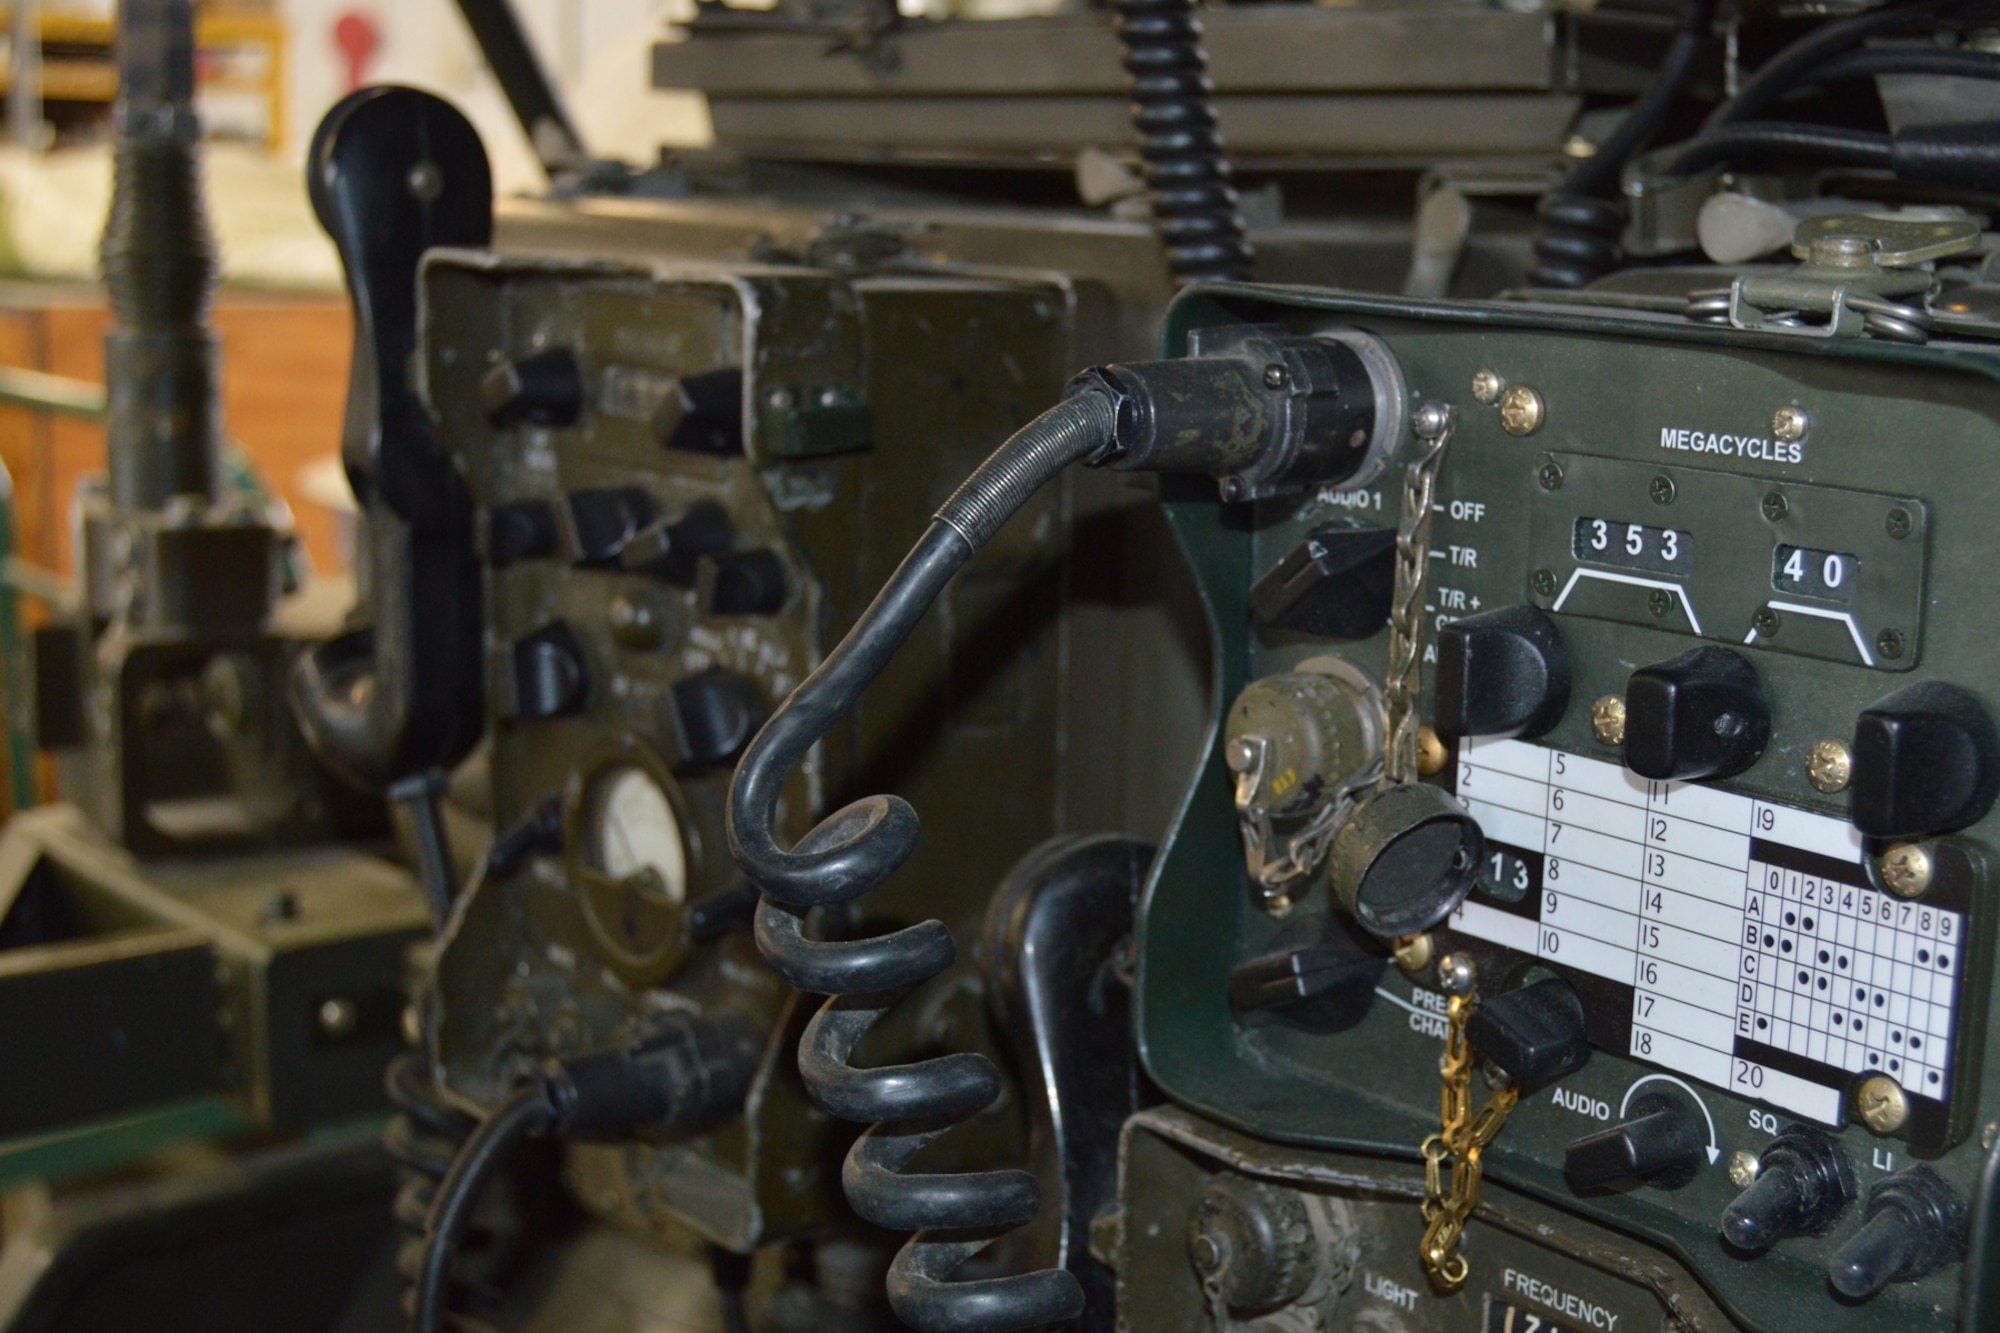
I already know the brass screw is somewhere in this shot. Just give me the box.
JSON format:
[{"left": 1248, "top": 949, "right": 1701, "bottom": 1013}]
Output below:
[
  {"left": 1881, "top": 843, "right": 1934, "bottom": 899},
  {"left": 1857, "top": 1075, "right": 1910, "bottom": 1134},
  {"left": 1394, "top": 932, "right": 1436, "bottom": 977},
  {"left": 1416, "top": 725, "right": 1448, "bottom": 777},
  {"left": 1436, "top": 952, "right": 1477, "bottom": 996},
  {"left": 1498, "top": 385, "right": 1545, "bottom": 437},
  {"left": 1772, "top": 404, "right": 1811, "bottom": 444},
  {"left": 1727, "top": 1150, "right": 1760, "bottom": 1190},
  {"left": 1807, "top": 739, "right": 1853, "bottom": 793},
  {"left": 1591, "top": 694, "right": 1627, "bottom": 747},
  {"left": 1472, "top": 370, "right": 1505, "bottom": 405}
]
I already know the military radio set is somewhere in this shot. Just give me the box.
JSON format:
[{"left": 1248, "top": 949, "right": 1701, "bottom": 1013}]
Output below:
[{"left": 7, "top": 2, "right": 2000, "bottom": 1333}]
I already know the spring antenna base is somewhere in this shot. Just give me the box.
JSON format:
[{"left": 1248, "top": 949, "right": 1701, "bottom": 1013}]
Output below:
[{"left": 732, "top": 393, "right": 1118, "bottom": 1333}]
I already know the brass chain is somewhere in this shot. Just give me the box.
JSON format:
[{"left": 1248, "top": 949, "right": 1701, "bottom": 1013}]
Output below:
[
  {"left": 1419, "top": 992, "right": 1519, "bottom": 1290},
  {"left": 1383, "top": 404, "right": 1454, "bottom": 788}
]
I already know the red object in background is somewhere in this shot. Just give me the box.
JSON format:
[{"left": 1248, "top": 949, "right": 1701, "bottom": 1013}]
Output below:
[{"left": 333, "top": 11, "right": 382, "bottom": 92}]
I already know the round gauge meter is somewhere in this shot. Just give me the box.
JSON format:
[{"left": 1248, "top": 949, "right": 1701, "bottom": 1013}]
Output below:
[
  {"left": 588, "top": 764, "right": 689, "bottom": 905},
  {"left": 568, "top": 747, "right": 699, "bottom": 982}
]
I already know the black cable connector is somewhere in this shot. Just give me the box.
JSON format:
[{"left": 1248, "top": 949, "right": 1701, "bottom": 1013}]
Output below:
[
  {"left": 409, "top": 1013, "right": 761, "bottom": 1333},
  {"left": 1660, "top": 119, "right": 2000, "bottom": 195}
]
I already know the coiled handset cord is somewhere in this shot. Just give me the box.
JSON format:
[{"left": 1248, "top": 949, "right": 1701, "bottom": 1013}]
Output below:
[{"left": 729, "top": 389, "right": 1121, "bottom": 1333}]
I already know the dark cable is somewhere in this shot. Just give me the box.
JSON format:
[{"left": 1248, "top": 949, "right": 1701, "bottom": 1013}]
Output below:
[
  {"left": 1529, "top": 0, "right": 1718, "bottom": 288},
  {"left": 411, "top": 1086, "right": 555, "bottom": 1333},
  {"left": 1702, "top": 0, "right": 1973, "bottom": 131},
  {"left": 1661, "top": 121, "right": 1893, "bottom": 177},
  {"left": 1111, "top": 0, "right": 1252, "bottom": 284},
  {"left": 729, "top": 390, "right": 1120, "bottom": 1333},
  {"left": 1793, "top": 46, "right": 2000, "bottom": 91}
]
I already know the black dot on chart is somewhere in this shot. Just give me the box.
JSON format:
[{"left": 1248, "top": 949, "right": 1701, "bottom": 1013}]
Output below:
[
  {"left": 1837, "top": 956, "right": 1849, "bottom": 969},
  {"left": 1763, "top": 934, "right": 1776, "bottom": 947},
  {"left": 1817, "top": 977, "right": 1829, "bottom": 990},
  {"left": 1757, "top": 1017, "right": 1768, "bottom": 1030},
  {"left": 1781, "top": 940, "right": 1793, "bottom": 954},
  {"left": 1892, "top": 1030, "right": 1903, "bottom": 1043},
  {"left": 1798, "top": 971, "right": 1811, "bottom": 985},
  {"left": 1939, "top": 953, "right": 1952, "bottom": 969},
  {"left": 1803, "top": 917, "right": 1816, "bottom": 932},
  {"left": 1869, "top": 1053, "right": 1881, "bottom": 1064},
  {"left": 1856, "top": 987, "right": 1867, "bottom": 1001},
  {"left": 1930, "top": 1072, "right": 1941, "bottom": 1085},
  {"left": 1833, "top": 1014, "right": 1844, "bottom": 1027},
  {"left": 1919, "top": 950, "right": 1931, "bottom": 964},
  {"left": 1818, "top": 950, "right": 1831, "bottom": 964},
  {"left": 1891, "top": 1059, "right": 1901, "bottom": 1071},
  {"left": 1854, "top": 1019, "right": 1864, "bottom": 1033},
  {"left": 1911, "top": 1037, "right": 1922, "bottom": 1051},
  {"left": 1875, "top": 995, "right": 1886, "bottom": 1008},
  {"left": 1785, "top": 912, "right": 1797, "bottom": 926}
]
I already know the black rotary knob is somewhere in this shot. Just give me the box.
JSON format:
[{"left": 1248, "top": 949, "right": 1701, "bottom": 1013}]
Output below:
[
  {"left": 1464, "top": 975, "right": 1589, "bottom": 1094},
  {"left": 1228, "top": 913, "right": 1385, "bottom": 1034},
  {"left": 1827, "top": 1164, "right": 1967, "bottom": 1300},
  {"left": 669, "top": 667, "right": 765, "bottom": 767},
  {"left": 1565, "top": 1089, "right": 1705, "bottom": 1192},
  {"left": 1436, "top": 604, "right": 1572, "bottom": 740},
  {"left": 1721, "top": 1123, "right": 1854, "bottom": 1252},
  {"left": 1624, "top": 646, "right": 1770, "bottom": 782},
  {"left": 1851, "top": 681, "right": 2000, "bottom": 838},
  {"left": 480, "top": 347, "right": 585, "bottom": 427}
]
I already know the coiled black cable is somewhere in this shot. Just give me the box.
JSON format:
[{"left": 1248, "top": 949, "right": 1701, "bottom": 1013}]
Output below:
[
  {"left": 1111, "top": 0, "right": 1251, "bottom": 284},
  {"left": 1529, "top": 0, "right": 1717, "bottom": 288},
  {"left": 729, "top": 390, "right": 1121, "bottom": 1333}
]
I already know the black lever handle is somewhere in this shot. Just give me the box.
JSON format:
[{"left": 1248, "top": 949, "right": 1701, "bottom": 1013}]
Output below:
[{"left": 289, "top": 86, "right": 492, "bottom": 789}]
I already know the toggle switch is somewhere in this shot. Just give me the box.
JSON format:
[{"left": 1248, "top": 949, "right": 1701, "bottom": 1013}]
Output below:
[
  {"left": 1436, "top": 604, "right": 1571, "bottom": 740},
  {"left": 1851, "top": 681, "right": 2000, "bottom": 838},
  {"left": 1228, "top": 913, "right": 1385, "bottom": 1034},
  {"left": 1464, "top": 974, "right": 1589, "bottom": 1094},
  {"left": 481, "top": 347, "right": 585, "bottom": 427},
  {"left": 1827, "top": 1164, "right": 1967, "bottom": 1300},
  {"left": 1624, "top": 646, "right": 1770, "bottom": 782},
  {"left": 1720, "top": 1123, "right": 1854, "bottom": 1252},
  {"left": 1564, "top": 1088, "right": 1705, "bottom": 1192}
]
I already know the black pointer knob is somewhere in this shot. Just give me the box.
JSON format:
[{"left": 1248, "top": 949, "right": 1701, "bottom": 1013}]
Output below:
[
  {"left": 497, "top": 623, "right": 589, "bottom": 722},
  {"left": 481, "top": 347, "right": 585, "bottom": 427},
  {"left": 1228, "top": 913, "right": 1385, "bottom": 1034},
  {"left": 621, "top": 501, "right": 734, "bottom": 587},
  {"left": 1464, "top": 975, "right": 1589, "bottom": 1094},
  {"left": 707, "top": 549, "right": 788, "bottom": 616},
  {"left": 1624, "top": 646, "right": 1770, "bottom": 782},
  {"left": 1721, "top": 1123, "right": 1854, "bottom": 1252},
  {"left": 669, "top": 667, "right": 765, "bottom": 767},
  {"left": 1828, "top": 1165, "right": 1967, "bottom": 1300},
  {"left": 1248, "top": 525, "right": 1396, "bottom": 640},
  {"left": 1851, "top": 681, "right": 2000, "bottom": 838},
  {"left": 1565, "top": 1089, "right": 1705, "bottom": 1192},
  {"left": 1436, "top": 604, "right": 1572, "bottom": 740}
]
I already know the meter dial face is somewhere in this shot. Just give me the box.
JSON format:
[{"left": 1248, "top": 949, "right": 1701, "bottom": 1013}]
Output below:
[
  {"left": 590, "top": 765, "right": 688, "bottom": 904},
  {"left": 571, "top": 754, "right": 698, "bottom": 983}
]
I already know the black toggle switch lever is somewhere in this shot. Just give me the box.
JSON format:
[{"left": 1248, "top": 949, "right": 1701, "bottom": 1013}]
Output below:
[
  {"left": 482, "top": 347, "right": 585, "bottom": 427},
  {"left": 1625, "top": 646, "right": 1770, "bottom": 782},
  {"left": 1721, "top": 1123, "right": 1855, "bottom": 1252},
  {"left": 1436, "top": 604, "right": 1571, "bottom": 739},
  {"left": 1565, "top": 1089, "right": 1705, "bottom": 1192},
  {"left": 1827, "top": 1164, "right": 1967, "bottom": 1300},
  {"left": 1851, "top": 681, "right": 2000, "bottom": 838},
  {"left": 1465, "top": 975, "right": 1589, "bottom": 1094}
]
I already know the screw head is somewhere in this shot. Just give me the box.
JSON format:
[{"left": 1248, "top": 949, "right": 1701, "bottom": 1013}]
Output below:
[
  {"left": 1220, "top": 476, "right": 1248, "bottom": 502},
  {"left": 1471, "top": 370, "right": 1505, "bottom": 404},
  {"left": 317, "top": 996, "right": 359, "bottom": 1039},
  {"left": 1263, "top": 363, "right": 1288, "bottom": 389},
  {"left": 1436, "top": 952, "right": 1477, "bottom": 996},
  {"left": 1761, "top": 491, "right": 1789, "bottom": 523},
  {"left": 1393, "top": 932, "right": 1436, "bottom": 976},
  {"left": 1876, "top": 627, "right": 1906, "bottom": 660},
  {"left": 1772, "top": 404, "right": 1811, "bottom": 444},
  {"left": 1648, "top": 588, "right": 1673, "bottom": 619},
  {"left": 1727, "top": 1150, "right": 1760, "bottom": 1190},
  {"left": 1498, "top": 385, "right": 1545, "bottom": 437},
  {"left": 406, "top": 161, "right": 444, "bottom": 202},
  {"left": 1416, "top": 724, "right": 1449, "bottom": 777},
  {"left": 766, "top": 385, "right": 795, "bottom": 411},
  {"left": 1886, "top": 506, "right": 1914, "bottom": 541},
  {"left": 1531, "top": 568, "right": 1558, "bottom": 597},
  {"left": 1807, "top": 738, "right": 1853, "bottom": 793},
  {"left": 1538, "top": 461, "right": 1564, "bottom": 491},
  {"left": 1857, "top": 1075, "right": 1910, "bottom": 1134},
  {"left": 1413, "top": 401, "right": 1453, "bottom": 438},
  {"left": 1881, "top": 843, "right": 1934, "bottom": 898},
  {"left": 1753, "top": 607, "right": 1781, "bottom": 638},
  {"left": 1591, "top": 694, "right": 1627, "bottom": 746},
  {"left": 1649, "top": 475, "right": 1677, "bottom": 506}
]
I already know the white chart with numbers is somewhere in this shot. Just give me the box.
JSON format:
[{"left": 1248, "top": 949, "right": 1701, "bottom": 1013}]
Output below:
[{"left": 1448, "top": 737, "right": 1965, "bottom": 1125}]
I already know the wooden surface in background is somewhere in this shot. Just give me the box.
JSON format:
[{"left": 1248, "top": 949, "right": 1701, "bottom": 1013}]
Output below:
[{"left": 0, "top": 283, "right": 353, "bottom": 581}]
